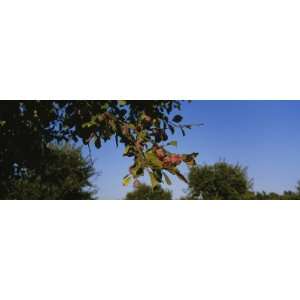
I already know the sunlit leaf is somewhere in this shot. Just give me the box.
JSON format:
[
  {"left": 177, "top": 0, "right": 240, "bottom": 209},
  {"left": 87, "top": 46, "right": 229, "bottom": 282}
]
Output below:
[
  {"left": 145, "top": 151, "right": 163, "bottom": 168},
  {"left": 122, "top": 175, "right": 132, "bottom": 186},
  {"left": 149, "top": 171, "right": 159, "bottom": 188},
  {"left": 167, "top": 140, "right": 177, "bottom": 147}
]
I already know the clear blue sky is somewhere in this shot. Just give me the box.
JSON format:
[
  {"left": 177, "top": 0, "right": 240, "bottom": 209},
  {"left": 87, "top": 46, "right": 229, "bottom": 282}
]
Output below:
[{"left": 84, "top": 101, "right": 300, "bottom": 199}]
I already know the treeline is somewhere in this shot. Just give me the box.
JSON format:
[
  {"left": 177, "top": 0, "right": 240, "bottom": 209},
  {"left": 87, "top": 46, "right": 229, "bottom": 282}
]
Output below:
[
  {"left": 248, "top": 190, "right": 300, "bottom": 200},
  {"left": 125, "top": 161, "right": 300, "bottom": 200},
  {"left": 2, "top": 145, "right": 299, "bottom": 200},
  {"left": 3, "top": 147, "right": 299, "bottom": 200}
]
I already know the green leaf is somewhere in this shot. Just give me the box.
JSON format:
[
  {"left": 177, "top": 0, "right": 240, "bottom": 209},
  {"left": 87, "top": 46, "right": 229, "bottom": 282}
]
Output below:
[
  {"left": 129, "top": 161, "right": 144, "bottom": 177},
  {"left": 124, "top": 145, "right": 131, "bottom": 155},
  {"left": 109, "top": 119, "right": 117, "bottom": 131},
  {"left": 122, "top": 175, "right": 132, "bottom": 186},
  {"left": 167, "top": 140, "right": 177, "bottom": 147},
  {"left": 149, "top": 171, "right": 159, "bottom": 188},
  {"left": 145, "top": 151, "right": 163, "bottom": 168},
  {"left": 172, "top": 115, "right": 183, "bottom": 123},
  {"left": 82, "top": 121, "right": 95, "bottom": 128},
  {"left": 154, "top": 170, "right": 163, "bottom": 182},
  {"left": 163, "top": 172, "right": 172, "bottom": 185},
  {"left": 100, "top": 102, "right": 109, "bottom": 110}
]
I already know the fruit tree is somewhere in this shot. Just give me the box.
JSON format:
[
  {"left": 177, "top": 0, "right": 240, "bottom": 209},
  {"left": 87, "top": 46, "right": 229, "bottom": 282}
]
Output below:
[{"left": 0, "top": 100, "right": 198, "bottom": 188}]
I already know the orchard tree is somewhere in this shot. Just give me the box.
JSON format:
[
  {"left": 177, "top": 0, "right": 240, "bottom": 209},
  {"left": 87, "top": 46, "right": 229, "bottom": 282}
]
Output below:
[
  {"left": 185, "top": 161, "right": 253, "bottom": 200},
  {"left": 0, "top": 101, "right": 198, "bottom": 188},
  {"left": 125, "top": 184, "right": 172, "bottom": 200},
  {"left": 0, "top": 144, "right": 97, "bottom": 200}
]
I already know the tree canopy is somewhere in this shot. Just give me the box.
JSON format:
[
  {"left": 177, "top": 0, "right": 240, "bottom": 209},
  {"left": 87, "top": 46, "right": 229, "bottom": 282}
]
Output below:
[
  {"left": 0, "top": 144, "right": 97, "bottom": 200},
  {"left": 185, "top": 161, "right": 253, "bottom": 200},
  {"left": 0, "top": 100, "right": 198, "bottom": 189},
  {"left": 125, "top": 184, "right": 172, "bottom": 200}
]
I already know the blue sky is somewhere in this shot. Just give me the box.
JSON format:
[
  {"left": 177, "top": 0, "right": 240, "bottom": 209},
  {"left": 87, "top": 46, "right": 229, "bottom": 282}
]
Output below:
[{"left": 84, "top": 101, "right": 300, "bottom": 199}]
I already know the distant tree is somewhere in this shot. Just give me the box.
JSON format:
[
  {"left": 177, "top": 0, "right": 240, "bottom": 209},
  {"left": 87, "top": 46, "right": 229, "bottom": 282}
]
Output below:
[
  {"left": 252, "top": 181, "right": 300, "bottom": 199},
  {"left": 254, "top": 191, "right": 272, "bottom": 200},
  {"left": 0, "top": 144, "right": 97, "bottom": 200},
  {"left": 241, "top": 191, "right": 256, "bottom": 200},
  {"left": 282, "top": 190, "right": 294, "bottom": 199},
  {"left": 265, "top": 192, "right": 281, "bottom": 200},
  {"left": 125, "top": 184, "right": 172, "bottom": 200},
  {"left": 185, "top": 161, "right": 253, "bottom": 200},
  {"left": 280, "top": 183, "right": 300, "bottom": 200},
  {"left": 255, "top": 191, "right": 295, "bottom": 200}
]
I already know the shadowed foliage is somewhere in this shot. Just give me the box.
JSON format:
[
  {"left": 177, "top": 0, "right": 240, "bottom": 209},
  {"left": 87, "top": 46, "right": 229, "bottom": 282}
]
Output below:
[{"left": 0, "top": 144, "right": 97, "bottom": 200}]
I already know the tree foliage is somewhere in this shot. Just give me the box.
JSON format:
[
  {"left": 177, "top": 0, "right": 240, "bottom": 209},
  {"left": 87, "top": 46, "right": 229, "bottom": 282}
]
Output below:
[
  {"left": 185, "top": 161, "right": 300, "bottom": 200},
  {"left": 0, "top": 144, "right": 97, "bottom": 200},
  {"left": 0, "top": 100, "right": 198, "bottom": 188},
  {"left": 125, "top": 184, "right": 172, "bottom": 200},
  {"left": 185, "top": 161, "right": 253, "bottom": 200}
]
